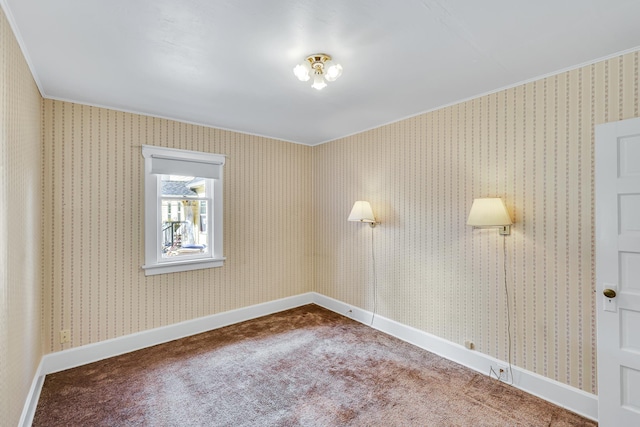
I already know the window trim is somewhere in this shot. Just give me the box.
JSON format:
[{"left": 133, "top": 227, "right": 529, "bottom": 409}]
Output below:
[{"left": 141, "top": 145, "right": 225, "bottom": 276}]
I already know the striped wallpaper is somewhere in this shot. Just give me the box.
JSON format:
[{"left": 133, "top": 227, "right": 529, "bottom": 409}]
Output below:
[
  {"left": 41, "top": 51, "right": 640, "bottom": 397},
  {"left": 5, "top": 0, "right": 639, "bottom": 410},
  {"left": 0, "top": 7, "right": 43, "bottom": 426},
  {"left": 42, "top": 101, "right": 314, "bottom": 353},
  {"left": 314, "top": 50, "right": 640, "bottom": 394}
]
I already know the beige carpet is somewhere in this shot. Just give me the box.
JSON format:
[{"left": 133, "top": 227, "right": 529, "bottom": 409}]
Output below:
[{"left": 33, "top": 304, "right": 596, "bottom": 426}]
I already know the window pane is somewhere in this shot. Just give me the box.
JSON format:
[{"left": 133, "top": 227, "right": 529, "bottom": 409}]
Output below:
[
  {"left": 199, "top": 200, "right": 208, "bottom": 233},
  {"left": 160, "top": 175, "right": 208, "bottom": 258}
]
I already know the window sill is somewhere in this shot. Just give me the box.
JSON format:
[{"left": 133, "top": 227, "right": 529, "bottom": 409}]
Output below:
[{"left": 142, "top": 257, "right": 225, "bottom": 276}]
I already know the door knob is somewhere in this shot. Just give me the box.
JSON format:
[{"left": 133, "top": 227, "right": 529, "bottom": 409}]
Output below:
[{"left": 603, "top": 288, "right": 617, "bottom": 298}]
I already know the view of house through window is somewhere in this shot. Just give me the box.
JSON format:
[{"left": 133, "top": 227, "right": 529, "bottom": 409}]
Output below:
[
  {"left": 142, "top": 144, "right": 224, "bottom": 275},
  {"left": 161, "top": 174, "right": 209, "bottom": 258}
]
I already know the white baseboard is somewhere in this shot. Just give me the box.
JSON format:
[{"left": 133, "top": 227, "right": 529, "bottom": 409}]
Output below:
[
  {"left": 41, "top": 292, "right": 315, "bottom": 375},
  {"left": 21, "top": 291, "right": 597, "bottom": 425},
  {"left": 18, "top": 358, "right": 46, "bottom": 427},
  {"left": 20, "top": 292, "right": 315, "bottom": 427},
  {"left": 311, "top": 292, "right": 598, "bottom": 422}
]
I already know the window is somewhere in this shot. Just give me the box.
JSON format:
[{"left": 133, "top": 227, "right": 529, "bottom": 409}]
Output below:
[{"left": 142, "top": 145, "right": 225, "bottom": 275}]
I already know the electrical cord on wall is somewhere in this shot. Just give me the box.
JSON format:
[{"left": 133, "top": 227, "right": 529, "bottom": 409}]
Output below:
[
  {"left": 370, "top": 226, "right": 377, "bottom": 326},
  {"left": 502, "top": 235, "right": 514, "bottom": 384},
  {"left": 488, "top": 235, "right": 514, "bottom": 385}
]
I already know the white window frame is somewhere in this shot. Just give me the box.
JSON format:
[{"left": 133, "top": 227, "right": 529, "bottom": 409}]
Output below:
[{"left": 141, "top": 145, "right": 225, "bottom": 276}]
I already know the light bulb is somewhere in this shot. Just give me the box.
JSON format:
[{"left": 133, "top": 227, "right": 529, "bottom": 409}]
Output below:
[
  {"left": 311, "top": 73, "right": 327, "bottom": 90},
  {"left": 324, "top": 62, "right": 342, "bottom": 82},
  {"left": 293, "top": 63, "right": 310, "bottom": 82}
]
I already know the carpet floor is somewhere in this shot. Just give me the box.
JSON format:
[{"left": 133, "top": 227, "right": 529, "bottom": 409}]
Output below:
[{"left": 33, "top": 304, "right": 596, "bottom": 426}]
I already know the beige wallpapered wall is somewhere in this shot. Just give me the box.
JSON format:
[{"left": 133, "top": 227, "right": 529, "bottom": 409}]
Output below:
[
  {"left": 4, "top": 1, "right": 640, "bottom": 413},
  {"left": 0, "top": 7, "right": 43, "bottom": 426},
  {"left": 314, "top": 51, "right": 640, "bottom": 394},
  {"left": 42, "top": 100, "right": 314, "bottom": 353}
]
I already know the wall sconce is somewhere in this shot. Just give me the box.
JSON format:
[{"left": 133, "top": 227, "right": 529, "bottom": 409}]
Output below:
[
  {"left": 348, "top": 201, "right": 380, "bottom": 228},
  {"left": 467, "top": 198, "right": 512, "bottom": 235}
]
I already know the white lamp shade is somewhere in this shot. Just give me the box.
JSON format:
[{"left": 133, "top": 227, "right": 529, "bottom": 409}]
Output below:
[
  {"left": 467, "top": 198, "right": 512, "bottom": 226},
  {"left": 293, "top": 63, "right": 310, "bottom": 81},
  {"left": 324, "top": 62, "right": 343, "bottom": 82},
  {"left": 311, "top": 73, "right": 327, "bottom": 90},
  {"left": 348, "top": 201, "right": 376, "bottom": 223}
]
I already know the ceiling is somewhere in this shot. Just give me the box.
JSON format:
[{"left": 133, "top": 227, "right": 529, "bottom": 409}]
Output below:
[{"left": 3, "top": 0, "right": 640, "bottom": 145}]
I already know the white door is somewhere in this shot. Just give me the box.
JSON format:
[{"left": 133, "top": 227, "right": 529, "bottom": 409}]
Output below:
[{"left": 596, "top": 116, "right": 640, "bottom": 426}]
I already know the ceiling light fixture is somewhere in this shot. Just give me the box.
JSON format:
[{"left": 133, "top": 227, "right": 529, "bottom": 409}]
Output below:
[{"left": 293, "top": 53, "right": 343, "bottom": 90}]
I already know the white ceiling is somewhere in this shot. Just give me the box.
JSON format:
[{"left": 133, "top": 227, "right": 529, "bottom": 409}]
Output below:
[{"left": 3, "top": 0, "right": 640, "bottom": 145}]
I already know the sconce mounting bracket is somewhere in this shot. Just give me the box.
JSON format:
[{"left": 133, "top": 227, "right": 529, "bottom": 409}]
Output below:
[{"left": 499, "top": 225, "right": 511, "bottom": 235}]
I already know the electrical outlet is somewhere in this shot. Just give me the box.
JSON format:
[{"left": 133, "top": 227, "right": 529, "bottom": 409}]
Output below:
[
  {"left": 498, "top": 365, "right": 510, "bottom": 382},
  {"left": 60, "top": 329, "right": 70, "bottom": 344},
  {"left": 491, "top": 364, "right": 510, "bottom": 383}
]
